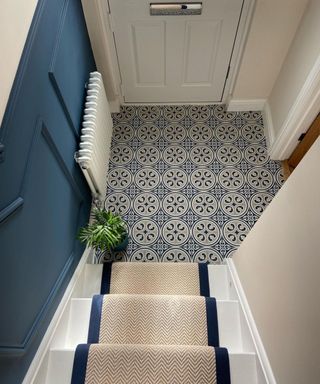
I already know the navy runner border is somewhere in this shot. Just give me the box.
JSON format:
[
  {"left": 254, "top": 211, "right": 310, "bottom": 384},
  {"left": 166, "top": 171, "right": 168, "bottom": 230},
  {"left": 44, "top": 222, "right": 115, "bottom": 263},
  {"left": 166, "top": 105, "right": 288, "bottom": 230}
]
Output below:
[
  {"left": 206, "top": 297, "right": 220, "bottom": 347},
  {"left": 100, "top": 262, "right": 112, "bottom": 294},
  {"left": 198, "top": 263, "right": 210, "bottom": 296},
  {"left": 71, "top": 344, "right": 89, "bottom": 384},
  {"left": 216, "top": 347, "right": 231, "bottom": 384},
  {"left": 87, "top": 295, "right": 103, "bottom": 343}
]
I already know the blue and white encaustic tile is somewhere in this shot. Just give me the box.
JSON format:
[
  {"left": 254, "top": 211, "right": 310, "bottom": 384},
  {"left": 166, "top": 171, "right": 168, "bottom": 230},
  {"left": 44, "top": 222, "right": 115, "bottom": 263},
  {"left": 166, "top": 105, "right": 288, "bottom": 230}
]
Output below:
[{"left": 96, "top": 105, "right": 284, "bottom": 264}]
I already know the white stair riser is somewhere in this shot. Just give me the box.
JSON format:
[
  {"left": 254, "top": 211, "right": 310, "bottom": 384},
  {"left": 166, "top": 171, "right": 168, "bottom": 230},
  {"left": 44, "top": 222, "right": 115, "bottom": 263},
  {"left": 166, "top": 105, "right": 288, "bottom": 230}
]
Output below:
[
  {"left": 46, "top": 350, "right": 74, "bottom": 384},
  {"left": 229, "top": 353, "right": 258, "bottom": 384},
  {"left": 56, "top": 298, "right": 245, "bottom": 352},
  {"left": 208, "top": 265, "right": 231, "bottom": 300},
  {"left": 217, "top": 301, "right": 243, "bottom": 352}
]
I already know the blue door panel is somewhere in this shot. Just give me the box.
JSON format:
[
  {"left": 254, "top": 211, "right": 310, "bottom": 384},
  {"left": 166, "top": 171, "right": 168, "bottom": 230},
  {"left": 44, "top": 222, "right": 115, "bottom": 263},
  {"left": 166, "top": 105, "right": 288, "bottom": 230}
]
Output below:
[
  {"left": 0, "top": 0, "right": 95, "bottom": 382},
  {"left": 1, "top": 122, "right": 82, "bottom": 347},
  {"left": 42, "top": 88, "right": 81, "bottom": 170},
  {"left": 0, "top": 0, "right": 64, "bottom": 212},
  {"left": 49, "top": 0, "right": 94, "bottom": 135}
]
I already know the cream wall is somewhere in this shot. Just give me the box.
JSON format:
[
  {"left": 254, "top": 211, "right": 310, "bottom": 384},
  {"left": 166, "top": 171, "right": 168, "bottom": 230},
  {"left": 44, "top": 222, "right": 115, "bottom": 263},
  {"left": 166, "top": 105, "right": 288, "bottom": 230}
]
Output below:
[
  {"left": 0, "top": 0, "right": 38, "bottom": 126},
  {"left": 233, "top": 137, "right": 320, "bottom": 383},
  {"left": 232, "top": 0, "right": 308, "bottom": 100},
  {"left": 268, "top": 0, "right": 320, "bottom": 137}
]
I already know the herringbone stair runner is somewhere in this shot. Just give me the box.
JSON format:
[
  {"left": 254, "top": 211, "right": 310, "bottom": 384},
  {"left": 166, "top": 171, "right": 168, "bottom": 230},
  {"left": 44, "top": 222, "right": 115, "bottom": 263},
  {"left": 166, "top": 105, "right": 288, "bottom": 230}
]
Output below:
[
  {"left": 71, "top": 344, "right": 230, "bottom": 384},
  {"left": 101, "top": 261, "right": 210, "bottom": 295},
  {"left": 71, "top": 262, "right": 231, "bottom": 383},
  {"left": 88, "top": 294, "right": 219, "bottom": 346}
]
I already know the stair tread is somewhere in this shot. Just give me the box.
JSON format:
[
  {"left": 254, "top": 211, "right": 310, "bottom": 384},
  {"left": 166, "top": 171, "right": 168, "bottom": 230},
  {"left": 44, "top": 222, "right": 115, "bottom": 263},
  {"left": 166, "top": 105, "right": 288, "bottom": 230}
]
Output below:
[
  {"left": 90, "top": 294, "right": 220, "bottom": 347},
  {"left": 79, "top": 263, "right": 231, "bottom": 300},
  {"left": 56, "top": 297, "right": 245, "bottom": 352},
  {"left": 46, "top": 348, "right": 257, "bottom": 384},
  {"left": 101, "top": 262, "right": 210, "bottom": 296},
  {"left": 41, "top": 263, "right": 259, "bottom": 384}
]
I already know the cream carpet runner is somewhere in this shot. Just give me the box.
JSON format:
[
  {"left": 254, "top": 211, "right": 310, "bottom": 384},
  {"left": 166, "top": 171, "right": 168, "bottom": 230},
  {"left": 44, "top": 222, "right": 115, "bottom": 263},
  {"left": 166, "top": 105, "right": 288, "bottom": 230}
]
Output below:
[
  {"left": 101, "top": 261, "right": 209, "bottom": 295},
  {"left": 72, "top": 344, "right": 230, "bottom": 384},
  {"left": 88, "top": 294, "right": 219, "bottom": 346},
  {"left": 71, "top": 262, "right": 230, "bottom": 383}
]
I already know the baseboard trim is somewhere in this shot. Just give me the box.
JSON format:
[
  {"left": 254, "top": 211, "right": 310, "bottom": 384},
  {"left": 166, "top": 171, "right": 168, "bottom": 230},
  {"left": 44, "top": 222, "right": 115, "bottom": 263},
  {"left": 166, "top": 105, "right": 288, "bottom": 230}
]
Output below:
[
  {"left": 22, "top": 247, "right": 91, "bottom": 384},
  {"left": 226, "top": 259, "right": 276, "bottom": 384},
  {"left": 262, "top": 102, "right": 275, "bottom": 150},
  {"left": 227, "top": 99, "right": 266, "bottom": 112},
  {"left": 109, "top": 97, "right": 121, "bottom": 113},
  {"left": 122, "top": 102, "right": 224, "bottom": 106}
]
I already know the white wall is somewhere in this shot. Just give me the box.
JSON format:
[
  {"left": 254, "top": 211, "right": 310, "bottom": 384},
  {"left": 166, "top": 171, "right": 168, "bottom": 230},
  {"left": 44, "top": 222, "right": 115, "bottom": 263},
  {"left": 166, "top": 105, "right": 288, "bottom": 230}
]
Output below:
[
  {"left": 233, "top": 137, "right": 320, "bottom": 384},
  {"left": 0, "top": 0, "right": 38, "bottom": 126},
  {"left": 268, "top": 0, "right": 320, "bottom": 139},
  {"left": 232, "top": 0, "right": 308, "bottom": 100}
]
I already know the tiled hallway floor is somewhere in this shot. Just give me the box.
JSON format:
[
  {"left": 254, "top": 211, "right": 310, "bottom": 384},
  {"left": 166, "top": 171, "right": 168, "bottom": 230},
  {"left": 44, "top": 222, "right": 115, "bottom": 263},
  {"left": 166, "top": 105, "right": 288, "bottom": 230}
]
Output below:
[{"left": 99, "top": 105, "right": 283, "bottom": 263}]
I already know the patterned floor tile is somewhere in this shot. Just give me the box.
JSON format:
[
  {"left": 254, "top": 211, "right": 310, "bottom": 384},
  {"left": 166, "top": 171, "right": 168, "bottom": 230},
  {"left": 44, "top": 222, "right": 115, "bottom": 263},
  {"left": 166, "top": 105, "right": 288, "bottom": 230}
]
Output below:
[{"left": 97, "top": 105, "right": 284, "bottom": 263}]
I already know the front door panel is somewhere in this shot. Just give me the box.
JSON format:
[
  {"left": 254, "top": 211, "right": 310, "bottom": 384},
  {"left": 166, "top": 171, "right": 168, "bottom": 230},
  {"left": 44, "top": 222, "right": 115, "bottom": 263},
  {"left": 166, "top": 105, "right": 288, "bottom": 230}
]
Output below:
[{"left": 109, "top": 0, "right": 243, "bottom": 102}]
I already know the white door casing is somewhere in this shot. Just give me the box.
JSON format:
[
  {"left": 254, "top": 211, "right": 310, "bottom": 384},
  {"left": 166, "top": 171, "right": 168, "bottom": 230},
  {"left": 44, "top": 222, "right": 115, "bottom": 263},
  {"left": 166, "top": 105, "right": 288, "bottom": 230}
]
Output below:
[{"left": 109, "top": 0, "right": 244, "bottom": 103}]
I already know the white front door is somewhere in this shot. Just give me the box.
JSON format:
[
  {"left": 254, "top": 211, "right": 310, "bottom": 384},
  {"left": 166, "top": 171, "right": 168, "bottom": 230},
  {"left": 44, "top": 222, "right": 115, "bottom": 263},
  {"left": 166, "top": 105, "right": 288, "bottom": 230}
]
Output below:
[{"left": 109, "top": 0, "right": 243, "bottom": 103}]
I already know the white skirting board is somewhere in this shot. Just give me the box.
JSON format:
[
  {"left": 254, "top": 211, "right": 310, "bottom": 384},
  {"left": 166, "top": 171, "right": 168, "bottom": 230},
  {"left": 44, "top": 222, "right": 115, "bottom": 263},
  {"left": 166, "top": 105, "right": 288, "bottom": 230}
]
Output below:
[
  {"left": 109, "top": 97, "right": 121, "bottom": 113},
  {"left": 227, "top": 99, "right": 266, "bottom": 112},
  {"left": 226, "top": 259, "right": 276, "bottom": 384},
  {"left": 262, "top": 102, "right": 276, "bottom": 150}
]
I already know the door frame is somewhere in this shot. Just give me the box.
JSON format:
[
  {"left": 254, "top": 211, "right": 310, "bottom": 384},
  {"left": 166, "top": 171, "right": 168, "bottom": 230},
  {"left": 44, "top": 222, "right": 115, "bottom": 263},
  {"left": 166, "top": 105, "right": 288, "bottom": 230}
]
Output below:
[
  {"left": 223, "top": 0, "right": 257, "bottom": 104},
  {"left": 84, "top": 0, "right": 256, "bottom": 106}
]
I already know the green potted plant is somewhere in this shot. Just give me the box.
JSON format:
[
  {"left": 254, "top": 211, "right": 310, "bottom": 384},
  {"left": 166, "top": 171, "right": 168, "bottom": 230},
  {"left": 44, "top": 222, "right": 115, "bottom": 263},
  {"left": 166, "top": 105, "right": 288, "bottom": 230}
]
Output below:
[{"left": 78, "top": 208, "right": 129, "bottom": 253}]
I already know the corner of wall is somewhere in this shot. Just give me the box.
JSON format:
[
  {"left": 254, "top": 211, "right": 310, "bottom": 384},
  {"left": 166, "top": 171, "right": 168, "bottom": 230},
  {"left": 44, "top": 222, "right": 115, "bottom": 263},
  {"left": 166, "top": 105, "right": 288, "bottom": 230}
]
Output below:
[{"left": 267, "top": 53, "right": 320, "bottom": 161}]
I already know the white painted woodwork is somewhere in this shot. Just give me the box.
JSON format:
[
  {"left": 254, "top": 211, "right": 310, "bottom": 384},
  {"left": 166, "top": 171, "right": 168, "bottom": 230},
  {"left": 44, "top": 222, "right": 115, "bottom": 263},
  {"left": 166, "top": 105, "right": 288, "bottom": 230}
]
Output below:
[
  {"left": 51, "top": 298, "right": 246, "bottom": 353},
  {"left": 227, "top": 99, "right": 266, "bottom": 112},
  {"left": 108, "top": 0, "right": 243, "bottom": 102},
  {"left": 46, "top": 349, "right": 74, "bottom": 384},
  {"left": 208, "top": 264, "right": 231, "bottom": 300},
  {"left": 26, "top": 257, "right": 270, "bottom": 384},
  {"left": 81, "top": 0, "right": 122, "bottom": 112},
  {"left": 46, "top": 348, "right": 259, "bottom": 384},
  {"left": 229, "top": 353, "right": 259, "bottom": 384}
]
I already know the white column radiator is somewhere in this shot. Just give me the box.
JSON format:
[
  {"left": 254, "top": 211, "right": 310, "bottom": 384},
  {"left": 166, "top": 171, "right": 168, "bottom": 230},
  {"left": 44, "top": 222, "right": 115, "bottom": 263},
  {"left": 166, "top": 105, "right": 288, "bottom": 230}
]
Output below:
[{"left": 75, "top": 71, "right": 113, "bottom": 203}]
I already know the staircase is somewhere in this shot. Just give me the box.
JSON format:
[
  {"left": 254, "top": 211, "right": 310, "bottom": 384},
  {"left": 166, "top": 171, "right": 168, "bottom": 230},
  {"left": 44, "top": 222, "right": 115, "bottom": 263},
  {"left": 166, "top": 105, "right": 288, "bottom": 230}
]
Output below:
[{"left": 31, "top": 260, "right": 267, "bottom": 384}]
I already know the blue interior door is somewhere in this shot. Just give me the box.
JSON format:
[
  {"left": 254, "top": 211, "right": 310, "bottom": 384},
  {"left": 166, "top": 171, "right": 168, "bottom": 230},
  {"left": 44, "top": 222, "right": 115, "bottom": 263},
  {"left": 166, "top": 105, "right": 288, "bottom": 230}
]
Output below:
[{"left": 0, "top": 1, "right": 95, "bottom": 383}]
